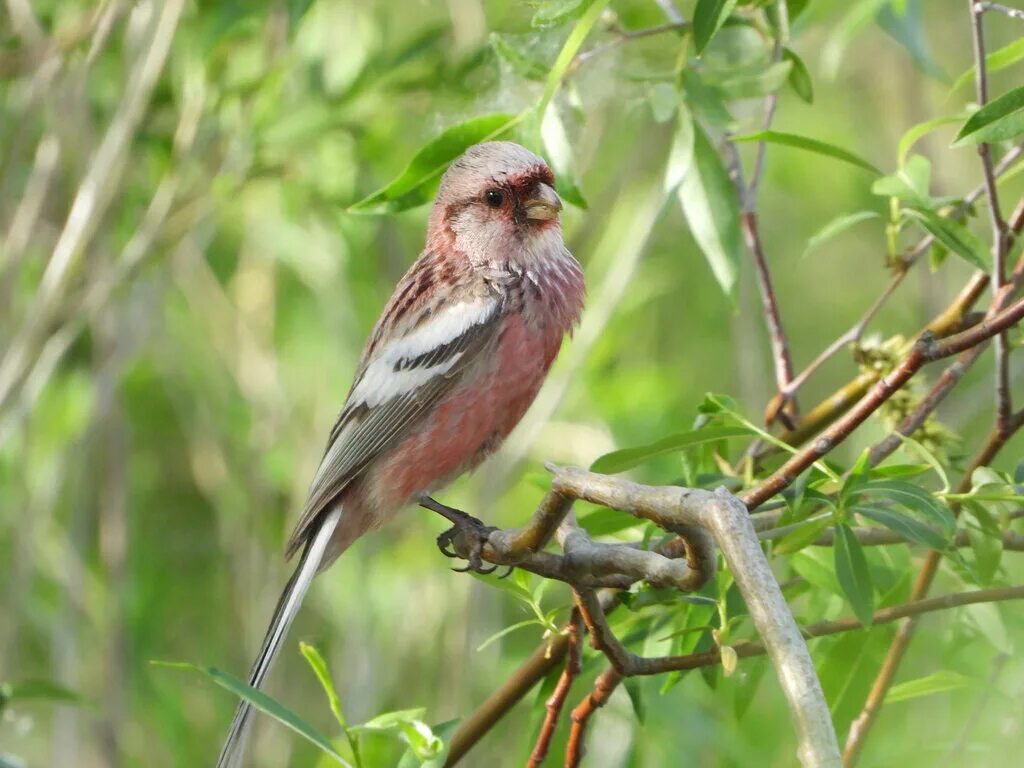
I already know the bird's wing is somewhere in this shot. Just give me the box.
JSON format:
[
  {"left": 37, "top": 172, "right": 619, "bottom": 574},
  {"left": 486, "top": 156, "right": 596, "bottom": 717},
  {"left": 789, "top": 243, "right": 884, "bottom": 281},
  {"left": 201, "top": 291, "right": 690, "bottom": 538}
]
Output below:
[{"left": 285, "top": 286, "right": 504, "bottom": 557}]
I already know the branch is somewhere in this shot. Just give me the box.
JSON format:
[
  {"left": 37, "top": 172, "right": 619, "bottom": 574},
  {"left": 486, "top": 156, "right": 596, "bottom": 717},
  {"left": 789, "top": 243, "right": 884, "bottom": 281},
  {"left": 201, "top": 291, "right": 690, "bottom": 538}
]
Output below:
[
  {"left": 977, "top": 2, "right": 1024, "bottom": 20},
  {"left": 527, "top": 609, "right": 582, "bottom": 768},
  {"left": 742, "top": 294, "right": 1024, "bottom": 510},
  {"left": 565, "top": 668, "right": 621, "bottom": 768},
  {"left": 551, "top": 470, "right": 841, "bottom": 767}
]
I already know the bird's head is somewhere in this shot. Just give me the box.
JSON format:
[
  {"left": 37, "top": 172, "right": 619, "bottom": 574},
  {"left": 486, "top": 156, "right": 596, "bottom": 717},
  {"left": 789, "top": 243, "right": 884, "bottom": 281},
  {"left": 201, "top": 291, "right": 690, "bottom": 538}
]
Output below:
[{"left": 428, "top": 141, "right": 564, "bottom": 260}]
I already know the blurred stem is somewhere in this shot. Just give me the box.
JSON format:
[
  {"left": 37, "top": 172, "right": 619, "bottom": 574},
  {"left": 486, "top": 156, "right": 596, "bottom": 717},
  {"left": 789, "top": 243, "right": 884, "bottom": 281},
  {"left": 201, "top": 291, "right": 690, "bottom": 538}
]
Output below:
[{"left": 0, "top": 0, "right": 185, "bottom": 428}]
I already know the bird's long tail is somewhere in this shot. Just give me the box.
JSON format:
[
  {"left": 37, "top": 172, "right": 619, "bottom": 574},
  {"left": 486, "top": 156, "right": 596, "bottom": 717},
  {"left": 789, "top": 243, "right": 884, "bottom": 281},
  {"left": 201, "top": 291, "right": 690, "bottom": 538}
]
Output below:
[{"left": 215, "top": 506, "right": 343, "bottom": 768}]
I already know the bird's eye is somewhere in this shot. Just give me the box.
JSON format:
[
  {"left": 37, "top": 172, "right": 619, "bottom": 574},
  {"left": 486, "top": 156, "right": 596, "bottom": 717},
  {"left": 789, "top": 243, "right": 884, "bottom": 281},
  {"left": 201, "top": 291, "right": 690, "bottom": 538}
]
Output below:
[{"left": 484, "top": 188, "right": 504, "bottom": 208}]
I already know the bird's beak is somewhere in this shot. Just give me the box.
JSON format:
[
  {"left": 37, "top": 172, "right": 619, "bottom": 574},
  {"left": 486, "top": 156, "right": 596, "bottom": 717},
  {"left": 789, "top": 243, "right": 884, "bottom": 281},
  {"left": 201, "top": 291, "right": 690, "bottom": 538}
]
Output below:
[{"left": 523, "top": 183, "right": 563, "bottom": 221}]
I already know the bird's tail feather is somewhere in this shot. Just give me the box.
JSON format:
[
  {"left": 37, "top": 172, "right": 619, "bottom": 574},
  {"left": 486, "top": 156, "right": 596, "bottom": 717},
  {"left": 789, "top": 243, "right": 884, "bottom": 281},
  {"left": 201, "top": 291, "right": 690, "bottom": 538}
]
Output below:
[{"left": 215, "top": 506, "right": 343, "bottom": 768}]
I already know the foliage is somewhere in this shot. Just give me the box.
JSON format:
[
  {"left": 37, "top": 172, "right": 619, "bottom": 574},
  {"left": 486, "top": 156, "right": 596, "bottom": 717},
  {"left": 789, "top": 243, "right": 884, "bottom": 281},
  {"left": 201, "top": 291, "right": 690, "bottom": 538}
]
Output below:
[{"left": 2, "top": 0, "right": 1024, "bottom": 767}]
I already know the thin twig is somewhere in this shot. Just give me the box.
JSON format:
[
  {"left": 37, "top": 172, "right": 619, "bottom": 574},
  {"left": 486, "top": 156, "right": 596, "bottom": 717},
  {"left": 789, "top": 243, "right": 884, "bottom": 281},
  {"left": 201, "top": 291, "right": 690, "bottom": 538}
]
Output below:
[
  {"left": 978, "top": 2, "right": 1024, "bottom": 20},
  {"left": 527, "top": 610, "right": 582, "bottom": 768},
  {"left": 565, "top": 668, "right": 622, "bottom": 768},
  {"left": 743, "top": 294, "right": 1024, "bottom": 510}
]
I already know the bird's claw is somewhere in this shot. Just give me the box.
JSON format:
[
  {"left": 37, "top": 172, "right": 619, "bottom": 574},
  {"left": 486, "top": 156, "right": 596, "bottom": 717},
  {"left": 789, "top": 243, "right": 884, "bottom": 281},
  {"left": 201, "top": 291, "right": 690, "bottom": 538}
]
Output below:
[{"left": 436, "top": 515, "right": 499, "bottom": 574}]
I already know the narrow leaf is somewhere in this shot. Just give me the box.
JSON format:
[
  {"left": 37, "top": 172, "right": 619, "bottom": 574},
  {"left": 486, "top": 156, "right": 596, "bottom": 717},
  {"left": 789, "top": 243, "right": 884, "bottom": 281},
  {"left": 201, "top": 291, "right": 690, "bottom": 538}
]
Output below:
[
  {"left": 951, "top": 36, "right": 1024, "bottom": 93},
  {"left": 693, "top": 0, "right": 738, "bottom": 54},
  {"left": 536, "top": 0, "right": 612, "bottom": 123},
  {"left": 532, "top": 0, "right": 586, "bottom": 29},
  {"left": 783, "top": 47, "right": 814, "bottom": 103},
  {"left": 154, "top": 662, "right": 352, "bottom": 766},
  {"left": 853, "top": 506, "right": 948, "bottom": 550},
  {"left": 885, "top": 671, "right": 971, "bottom": 703},
  {"left": 349, "top": 113, "right": 520, "bottom": 212},
  {"left": 833, "top": 524, "right": 874, "bottom": 627},
  {"left": 902, "top": 208, "right": 990, "bottom": 271},
  {"left": 803, "top": 211, "right": 879, "bottom": 257},
  {"left": 299, "top": 643, "right": 350, "bottom": 731},
  {"left": 490, "top": 34, "right": 547, "bottom": 81},
  {"left": 590, "top": 426, "right": 751, "bottom": 474},
  {"left": 955, "top": 85, "right": 1024, "bottom": 145},
  {"left": 678, "top": 121, "right": 743, "bottom": 298},
  {"left": 732, "top": 130, "right": 880, "bottom": 174},
  {"left": 898, "top": 114, "right": 964, "bottom": 166}
]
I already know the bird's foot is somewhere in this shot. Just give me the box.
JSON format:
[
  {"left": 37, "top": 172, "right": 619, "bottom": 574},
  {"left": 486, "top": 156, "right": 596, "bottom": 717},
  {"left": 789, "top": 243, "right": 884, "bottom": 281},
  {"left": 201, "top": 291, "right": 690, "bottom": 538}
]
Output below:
[{"left": 419, "top": 495, "right": 499, "bottom": 574}]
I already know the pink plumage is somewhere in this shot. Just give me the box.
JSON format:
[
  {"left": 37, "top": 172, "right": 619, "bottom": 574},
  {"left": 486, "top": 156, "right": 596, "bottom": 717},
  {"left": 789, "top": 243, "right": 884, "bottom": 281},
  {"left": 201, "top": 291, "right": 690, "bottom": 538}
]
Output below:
[{"left": 217, "top": 141, "right": 585, "bottom": 767}]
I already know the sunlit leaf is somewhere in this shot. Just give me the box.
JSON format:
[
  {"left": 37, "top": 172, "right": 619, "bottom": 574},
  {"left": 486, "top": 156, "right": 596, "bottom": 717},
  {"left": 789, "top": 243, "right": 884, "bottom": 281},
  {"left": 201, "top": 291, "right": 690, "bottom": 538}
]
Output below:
[
  {"left": 771, "top": 515, "right": 833, "bottom": 556},
  {"left": 349, "top": 113, "right": 520, "bottom": 212},
  {"left": 532, "top": 0, "right": 586, "bottom": 29},
  {"left": 678, "top": 121, "right": 743, "bottom": 298},
  {"left": 299, "top": 643, "right": 350, "bottom": 732},
  {"left": 955, "top": 86, "right": 1024, "bottom": 145},
  {"left": 833, "top": 524, "right": 874, "bottom": 627},
  {"left": 951, "top": 36, "right": 1024, "bottom": 93},
  {"left": 350, "top": 708, "right": 428, "bottom": 733},
  {"left": 590, "top": 426, "right": 751, "bottom": 474},
  {"left": 733, "top": 130, "right": 879, "bottom": 174},
  {"left": 885, "top": 671, "right": 972, "bottom": 704},
  {"left": 871, "top": 154, "right": 932, "bottom": 205},
  {"left": 898, "top": 114, "right": 965, "bottom": 166},
  {"left": 803, "top": 211, "right": 880, "bottom": 257},
  {"left": 783, "top": 47, "right": 814, "bottom": 103},
  {"left": 153, "top": 662, "right": 352, "bottom": 766},
  {"left": 693, "top": 0, "right": 738, "bottom": 55}
]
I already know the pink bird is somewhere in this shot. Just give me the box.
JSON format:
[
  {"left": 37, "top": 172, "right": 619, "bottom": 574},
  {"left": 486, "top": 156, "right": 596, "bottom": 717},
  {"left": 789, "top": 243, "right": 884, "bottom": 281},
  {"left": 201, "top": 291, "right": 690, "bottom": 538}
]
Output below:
[{"left": 216, "top": 141, "right": 585, "bottom": 766}]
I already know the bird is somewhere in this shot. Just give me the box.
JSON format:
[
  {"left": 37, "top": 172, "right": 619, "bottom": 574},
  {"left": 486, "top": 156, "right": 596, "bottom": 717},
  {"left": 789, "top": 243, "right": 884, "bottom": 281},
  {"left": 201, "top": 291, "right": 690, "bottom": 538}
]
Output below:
[{"left": 215, "top": 140, "right": 586, "bottom": 767}]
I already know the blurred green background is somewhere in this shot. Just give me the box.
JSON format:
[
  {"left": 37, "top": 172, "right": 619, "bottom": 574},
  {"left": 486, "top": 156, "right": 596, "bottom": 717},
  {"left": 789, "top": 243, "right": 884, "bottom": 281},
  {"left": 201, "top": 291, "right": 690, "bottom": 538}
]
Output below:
[{"left": 2, "top": 1, "right": 1024, "bottom": 766}]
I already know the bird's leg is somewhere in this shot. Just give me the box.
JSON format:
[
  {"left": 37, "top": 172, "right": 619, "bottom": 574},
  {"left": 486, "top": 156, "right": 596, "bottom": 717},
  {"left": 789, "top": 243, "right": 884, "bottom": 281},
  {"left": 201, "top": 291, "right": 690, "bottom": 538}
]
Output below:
[{"left": 418, "top": 495, "right": 498, "bottom": 574}]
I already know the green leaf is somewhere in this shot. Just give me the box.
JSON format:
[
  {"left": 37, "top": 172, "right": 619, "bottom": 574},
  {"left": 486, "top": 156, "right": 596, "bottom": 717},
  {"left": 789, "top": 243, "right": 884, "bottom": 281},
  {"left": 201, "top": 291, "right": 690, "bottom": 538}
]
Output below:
[
  {"left": 732, "top": 130, "right": 880, "bottom": 174},
  {"left": 475, "top": 619, "right": 543, "bottom": 652},
  {"left": 397, "top": 719, "right": 459, "bottom": 768},
  {"left": 858, "top": 479, "right": 955, "bottom": 532},
  {"left": 490, "top": 34, "right": 548, "bottom": 81},
  {"left": 681, "top": 68, "right": 735, "bottom": 130},
  {"left": 299, "top": 643, "right": 349, "bottom": 731},
  {"left": 717, "top": 61, "right": 793, "bottom": 100},
  {"left": 649, "top": 82, "right": 679, "bottom": 124},
  {"left": 532, "top": 0, "right": 586, "bottom": 29},
  {"left": 885, "top": 671, "right": 971, "bottom": 704},
  {"left": 578, "top": 506, "right": 643, "bottom": 537},
  {"left": 853, "top": 505, "right": 948, "bottom": 550},
  {"left": 833, "top": 524, "right": 874, "bottom": 627},
  {"left": 951, "top": 36, "right": 1024, "bottom": 93},
  {"left": 536, "top": 0, "right": 612, "bottom": 123},
  {"left": 398, "top": 720, "right": 443, "bottom": 760},
  {"left": 803, "top": 211, "right": 880, "bottom": 257},
  {"left": 772, "top": 515, "right": 833, "bottom": 556},
  {"left": 153, "top": 662, "right": 352, "bottom": 766},
  {"left": 898, "top": 114, "right": 965, "bottom": 167},
  {"left": 902, "top": 208, "right": 990, "bottom": 271},
  {"left": 350, "top": 708, "right": 428, "bottom": 734},
  {"left": 590, "top": 426, "right": 751, "bottom": 474},
  {"left": 963, "top": 501, "right": 1003, "bottom": 585},
  {"left": 871, "top": 154, "right": 932, "bottom": 206},
  {"left": 623, "top": 678, "right": 646, "bottom": 723},
  {"left": 693, "top": 0, "right": 738, "bottom": 55},
  {"left": 783, "top": 47, "right": 814, "bottom": 103},
  {"left": 0, "top": 680, "right": 84, "bottom": 712},
  {"left": 678, "top": 121, "right": 743, "bottom": 298},
  {"left": 955, "top": 86, "right": 1024, "bottom": 145},
  {"left": 348, "top": 113, "right": 520, "bottom": 212}
]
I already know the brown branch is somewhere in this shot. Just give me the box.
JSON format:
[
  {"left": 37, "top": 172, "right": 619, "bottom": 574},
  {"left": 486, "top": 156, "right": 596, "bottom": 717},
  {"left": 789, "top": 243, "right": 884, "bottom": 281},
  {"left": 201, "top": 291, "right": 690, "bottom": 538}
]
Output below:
[
  {"left": 742, "top": 294, "right": 1024, "bottom": 510},
  {"left": 627, "top": 585, "right": 1024, "bottom": 673},
  {"left": 744, "top": 211, "right": 797, "bottom": 427},
  {"left": 565, "top": 668, "right": 622, "bottom": 768},
  {"left": 527, "top": 610, "right": 583, "bottom": 768}
]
